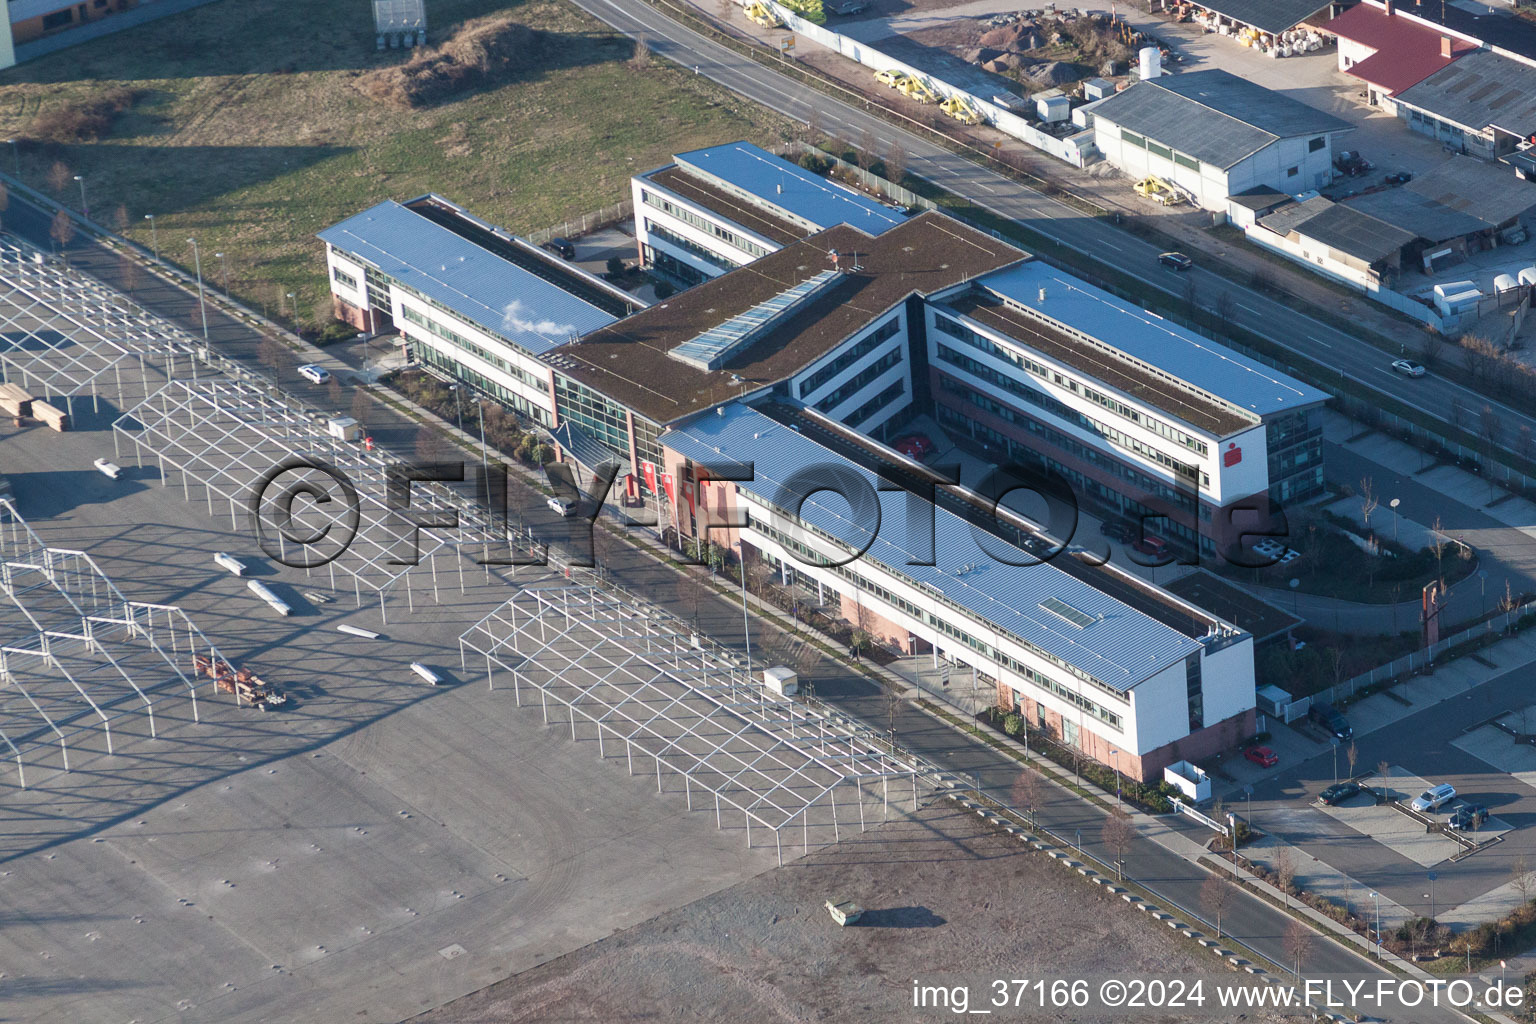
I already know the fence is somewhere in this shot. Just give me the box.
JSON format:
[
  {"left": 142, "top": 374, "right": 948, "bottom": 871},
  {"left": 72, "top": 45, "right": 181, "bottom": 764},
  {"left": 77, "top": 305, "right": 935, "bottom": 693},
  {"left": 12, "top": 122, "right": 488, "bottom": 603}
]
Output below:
[
  {"left": 525, "top": 200, "right": 634, "bottom": 247},
  {"left": 755, "top": 0, "right": 1095, "bottom": 167},
  {"left": 1280, "top": 600, "right": 1536, "bottom": 720}
]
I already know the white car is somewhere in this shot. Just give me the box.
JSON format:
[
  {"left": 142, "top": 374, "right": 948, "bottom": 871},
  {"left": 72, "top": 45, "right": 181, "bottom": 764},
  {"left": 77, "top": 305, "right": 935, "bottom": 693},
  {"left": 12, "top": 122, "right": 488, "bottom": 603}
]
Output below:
[
  {"left": 1391, "top": 359, "right": 1426, "bottom": 378},
  {"left": 1410, "top": 783, "right": 1456, "bottom": 812},
  {"left": 547, "top": 496, "right": 578, "bottom": 517},
  {"left": 297, "top": 364, "right": 331, "bottom": 385}
]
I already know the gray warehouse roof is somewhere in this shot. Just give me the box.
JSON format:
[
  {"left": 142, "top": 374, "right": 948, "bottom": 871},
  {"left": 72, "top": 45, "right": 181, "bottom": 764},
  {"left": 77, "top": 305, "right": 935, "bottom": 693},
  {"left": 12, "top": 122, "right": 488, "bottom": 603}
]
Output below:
[
  {"left": 1399, "top": 154, "right": 1536, "bottom": 229},
  {"left": 1290, "top": 203, "right": 1417, "bottom": 264},
  {"left": 1090, "top": 70, "right": 1352, "bottom": 169},
  {"left": 1396, "top": 48, "right": 1536, "bottom": 136},
  {"left": 318, "top": 201, "right": 619, "bottom": 355},
  {"left": 661, "top": 403, "right": 1218, "bottom": 691},
  {"left": 1191, "top": 0, "right": 1331, "bottom": 35},
  {"left": 1346, "top": 188, "right": 1488, "bottom": 243},
  {"left": 1259, "top": 195, "right": 1335, "bottom": 238}
]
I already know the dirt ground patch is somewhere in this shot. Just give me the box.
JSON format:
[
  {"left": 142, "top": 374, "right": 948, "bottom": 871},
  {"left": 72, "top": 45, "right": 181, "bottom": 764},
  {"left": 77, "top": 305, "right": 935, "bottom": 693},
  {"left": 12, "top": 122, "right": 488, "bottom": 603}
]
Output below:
[
  {"left": 414, "top": 802, "right": 1288, "bottom": 1024},
  {"left": 0, "top": 0, "right": 789, "bottom": 333}
]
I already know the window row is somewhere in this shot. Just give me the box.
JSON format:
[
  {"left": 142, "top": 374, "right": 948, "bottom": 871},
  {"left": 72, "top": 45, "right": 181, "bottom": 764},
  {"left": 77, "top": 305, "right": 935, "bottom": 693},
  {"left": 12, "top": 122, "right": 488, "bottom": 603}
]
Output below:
[
  {"left": 644, "top": 219, "right": 740, "bottom": 272},
  {"left": 399, "top": 305, "right": 548, "bottom": 392},
  {"left": 799, "top": 316, "right": 901, "bottom": 398},
  {"left": 814, "top": 348, "right": 903, "bottom": 413},
  {"left": 640, "top": 189, "right": 772, "bottom": 259}
]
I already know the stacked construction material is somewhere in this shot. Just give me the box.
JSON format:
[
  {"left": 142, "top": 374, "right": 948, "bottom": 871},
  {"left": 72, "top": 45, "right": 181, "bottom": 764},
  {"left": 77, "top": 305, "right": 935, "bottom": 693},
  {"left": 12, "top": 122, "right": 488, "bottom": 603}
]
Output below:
[
  {"left": 0, "top": 383, "right": 33, "bottom": 422},
  {"left": 30, "top": 399, "right": 69, "bottom": 432}
]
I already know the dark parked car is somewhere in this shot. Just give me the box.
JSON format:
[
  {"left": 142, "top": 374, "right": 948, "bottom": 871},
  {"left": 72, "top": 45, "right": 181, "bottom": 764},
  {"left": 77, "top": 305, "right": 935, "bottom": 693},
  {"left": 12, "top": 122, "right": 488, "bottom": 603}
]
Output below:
[
  {"left": 1320, "top": 781, "right": 1362, "bottom": 806},
  {"left": 1309, "top": 700, "right": 1353, "bottom": 741},
  {"left": 1157, "top": 251, "right": 1193, "bottom": 271},
  {"left": 1100, "top": 520, "right": 1136, "bottom": 542},
  {"left": 1384, "top": 171, "right": 1413, "bottom": 185},
  {"left": 1449, "top": 804, "right": 1489, "bottom": 831},
  {"left": 542, "top": 237, "right": 576, "bottom": 260}
]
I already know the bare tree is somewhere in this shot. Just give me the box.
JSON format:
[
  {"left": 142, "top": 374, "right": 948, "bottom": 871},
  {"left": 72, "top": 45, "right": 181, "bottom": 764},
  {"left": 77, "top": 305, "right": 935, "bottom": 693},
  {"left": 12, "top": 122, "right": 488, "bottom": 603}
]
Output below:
[
  {"left": 0, "top": 180, "right": 10, "bottom": 213},
  {"left": 1101, "top": 808, "right": 1133, "bottom": 880},
  {"left": 1201, "top": 874, "right": 1235, "bottom": 939},
  {"left": 414, "top": 426, "right": 440, "bottom": 463},
  {"left": 629, "top": 33, "right": 650, "bottom": 70},
  {"left": 1429, "top": 515, "right": 1448, "bottom": 585},
  {"left": 1272, "top": 847, "right": 1296, "bottom": 908},
  {"left": 1182, "top": 272, "right": 1198, "bottom": 315},
  {"left": 1011, "top": 767, "right": 1044, "bottom": 829},
  {"left": 1482, "top": 404, "right": 1502, "bottom": 450},
  {"left": 48, "top": 209, "right": 74, "bottom": 252},
  {"left": 46, "top": 160, "right": 71, "bottom": 194},
  {"left": 1420, "top": 325, "right": 1446, "bottom": 368},
  {"left": 1346, "top": 741, "right": 1358, "bottom": 780},
  {"left": 1214, "top": 290, "right": 1235, "bottom": 335},
  {"left": 1359, "top": 476, "right": 1379, "bottom": 532},
  {"left": 350, "top": 387, "right": 371, "bottom": 425},
  {"left": 806, "top": 104, "right": 824, "bottom": 143},
  {"left": 1284, "top": 919, "right": 1314, "bottom": 979},
  {"left": 1377, "top": 759, "right": 1392, "bottom": 803},
  {"left": 109, "top": 203, "right": 128, "bottom": 234},
  {"left": 857, "top": 127, "right": 878, "bottom": 171},
  {"left": 1513, "top": 855, "right": 1536, "bottom": 906},
  {"left": 1450, "top": 396, "right": 1467, "bottom": 429},
  {"left": 326, "top": 375, "right": 342, "bottom": 409},
  {"left": 120, "top": 253, "right": 142, "bottom": 296},
  {"left": 257, "top": 334, "right": 285, "bottom": 373},
  {"left": 885, "top": 141, "right": 908, "bottom": 185}
]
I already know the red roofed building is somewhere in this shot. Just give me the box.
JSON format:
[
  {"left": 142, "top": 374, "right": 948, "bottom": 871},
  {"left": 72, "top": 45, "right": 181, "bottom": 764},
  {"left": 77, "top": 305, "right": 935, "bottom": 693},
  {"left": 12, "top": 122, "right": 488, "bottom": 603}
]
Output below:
[{"left": 1326, "top": 0, "right": 1478, "bottom": 106}]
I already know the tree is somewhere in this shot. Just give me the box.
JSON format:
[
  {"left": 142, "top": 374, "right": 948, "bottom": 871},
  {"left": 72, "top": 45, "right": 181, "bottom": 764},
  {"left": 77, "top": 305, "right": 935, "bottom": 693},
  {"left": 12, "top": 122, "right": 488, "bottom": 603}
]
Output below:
[
  {"left": 806, "top": 104, "right": 824, "bottom": 144},
  {"left": 1512, "top": 856, "right": 1536, "bottom": 907},
  {"left": 1450, "top": 396, "right": 1467, "bottom": 429},
  {"left": 1377, "top": 759, "right": 1392, "bottom": 803},
  {"left": 326, "top": 375, "right": 342, "bottom": 409},
  {"left": 1482, "top": 403, "right": 1502, "bottom": 451},
  {"left": 120, "top": 253, "right": 142, "bottom": 296},
  {"left": 857, "top": 127, "right": 878, "bottom": 171},
  {"left": 0, "top": 180, "right": 10, "bottom": 213},
  {"left": 1214, "top": 290, "right": 1235, "bottom": 335},
  {"left": 1182, "top": 272, "right": 1198, "bottom": 316},
  {"left": 1359, "top": 476, "right": 1379, "bottom": 532},
  {"left": 1201, "top": 874, "right": 1235, "bottom": 939},
  {"left": 885, "top": 141, "right": 908, "bottom": 186},
  {"left": 1284, "top": 919, "right": 1314, "bottom": 979},
  {"left": 1420, "top": 325, "right": 1447, "bottom": 368},
  {"left": 1272, "top": 847, "right": 1295, "bottom": 908},
  {"left": 1011, "top": 767, "right": 1043, "bottom": 829},
  {"left": 629, "top": 33, "right": 650, "bottom": 70},
  {"left": 110, "top": 203, "right": 129, "bottom": 234},
  {"left": 350, "top": 387, "right": 371, "bottom": 425},
  {"left": 605, "top": 255, "right": 625, "bottom": 278},
  {"left": 49, "top": 209, "right": 74, "bottom": 253},
  {"left": 46, "top": 160, "right": 71, "bottom": 194},
  {"left": 1100, "top": 808, "right": 1133, "bottom": 880},
  {"left": 1429, "top": 515, "right": 1448, "bottom": 585},
  {"left": 414, "top": 426, "right": 440, "bottom": 462},
  {"left": 257, "top": 334, "right": 285, "bottom": 373},
  {"left": 1346, "top": 740, "right": 1358, "bottom": 780}
]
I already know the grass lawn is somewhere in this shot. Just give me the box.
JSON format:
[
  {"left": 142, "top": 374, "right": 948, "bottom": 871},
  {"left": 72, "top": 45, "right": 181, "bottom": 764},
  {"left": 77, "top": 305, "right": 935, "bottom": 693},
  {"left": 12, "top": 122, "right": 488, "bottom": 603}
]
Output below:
[{"left": 0, "top": 0, "right": 792, "bottom": 328}]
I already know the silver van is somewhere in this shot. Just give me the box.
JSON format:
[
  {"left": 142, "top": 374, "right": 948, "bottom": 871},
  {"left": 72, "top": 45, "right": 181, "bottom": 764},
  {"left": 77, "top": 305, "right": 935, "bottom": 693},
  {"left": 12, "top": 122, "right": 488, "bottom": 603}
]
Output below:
[
  {"left": 547, "top": 496, "right": 578, "bottom": 517},
  {"left": 1410, "top": 783, "right": 1456, "bottom": 813}
]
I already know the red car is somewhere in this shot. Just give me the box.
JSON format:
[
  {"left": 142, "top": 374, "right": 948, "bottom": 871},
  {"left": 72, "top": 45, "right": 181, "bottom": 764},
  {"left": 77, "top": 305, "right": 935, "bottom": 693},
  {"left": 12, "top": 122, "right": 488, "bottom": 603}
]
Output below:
[
  {"left": 1245, "top": 746, "right": 1278, "bottom": 768},
  {"left": 894, "top": 434, "right": 934, "bottom": 459}
]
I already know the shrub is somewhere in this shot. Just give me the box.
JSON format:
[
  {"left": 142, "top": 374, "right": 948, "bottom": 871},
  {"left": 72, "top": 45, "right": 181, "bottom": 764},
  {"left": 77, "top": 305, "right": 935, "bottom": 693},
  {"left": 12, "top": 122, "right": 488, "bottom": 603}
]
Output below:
[
  {"left": 653, "top": 280, "right": 675, "bottom": 300},
  {"left": 1002, "top": 713, "right": 1022, "bottom": 737},
  {"left": 29, "top": 87, "right": 143, "bottom": 144},
  {"left": 356, "top": 14, "right": 548, "bottom": 108}
]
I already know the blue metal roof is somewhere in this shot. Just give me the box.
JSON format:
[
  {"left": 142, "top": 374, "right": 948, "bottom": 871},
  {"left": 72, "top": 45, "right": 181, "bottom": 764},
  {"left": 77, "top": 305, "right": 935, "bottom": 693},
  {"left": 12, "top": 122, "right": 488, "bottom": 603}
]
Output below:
[
  {"left": 976, "top": 262, "right": 1329, "bottom": 420},
  {"left": 674, "top": 142, "right": 907, "bottom": 236},
  {"left": 318, "top": 201, "right": 618, "bottom": 356},
  {"left": 661, "top": 403, "right": 1204, "bottom": 691}
]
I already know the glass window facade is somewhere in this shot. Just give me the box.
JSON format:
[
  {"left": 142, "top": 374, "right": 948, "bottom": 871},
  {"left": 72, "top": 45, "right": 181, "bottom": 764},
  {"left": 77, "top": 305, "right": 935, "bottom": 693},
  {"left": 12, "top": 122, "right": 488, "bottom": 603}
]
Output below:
[
  {"left": 554, "top": 373, "right": 634, "bottom": 463},
  {"left": 640, "top": 188, "right": 773, "bottom": 259},
  {"left": 799, "top": 317, "right": 901, "bottom": 398}
]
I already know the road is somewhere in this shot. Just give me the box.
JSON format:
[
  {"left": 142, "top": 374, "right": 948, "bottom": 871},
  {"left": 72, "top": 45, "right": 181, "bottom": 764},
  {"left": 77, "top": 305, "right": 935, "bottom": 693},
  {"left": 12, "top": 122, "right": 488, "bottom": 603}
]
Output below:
[{"left": 575, "top": 0, "right": 1536, "bottom": 450}]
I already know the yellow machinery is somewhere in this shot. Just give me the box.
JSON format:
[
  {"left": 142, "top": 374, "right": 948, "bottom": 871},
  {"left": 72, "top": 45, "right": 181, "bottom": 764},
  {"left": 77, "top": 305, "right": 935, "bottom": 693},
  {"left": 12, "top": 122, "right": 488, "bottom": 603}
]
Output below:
[
  {"left": 745, "top": 1, "right": 782, "bottom": 26},
  {"left": 941, "top": 95, "right": 981, "bottom": 125},
  {"left": 1133, "top": 176, "right": 1183, "bottom": 206},
  {"left": 874, "top": 68, "right": 906, "bottom": 88},
  {"left": 898, "top": 75, "right": 937, "bottom": 104}
]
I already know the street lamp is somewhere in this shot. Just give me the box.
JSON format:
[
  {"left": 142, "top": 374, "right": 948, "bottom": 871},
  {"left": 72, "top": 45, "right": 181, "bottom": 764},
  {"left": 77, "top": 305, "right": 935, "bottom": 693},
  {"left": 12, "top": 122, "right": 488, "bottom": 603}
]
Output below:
[
  {"left": 186, "top": 237, "right": 208, "bottom": 340},
  {"left": 144, "top": 214, "right": 159, "bottom": 259},
  {"left": 448, "top": 382, "right": 464, "bottom": 433},
  {"left": 1389, "top": 498, "right": 1400, "bottom": 543},
  {"left": 1331, "top": 738, "right": 1339, "bottom": 784},
  {"left": 1479, "top": 569, "right": 1489, "bottom": 618},
  {"left": 214, "top": 251, "right": 229, "bottom": 296},
  {"left": 284, "top": 291, "right": 294, "bottom": 320},
  {"left": 1111, "top": 750, "right": 1121, "bottom": 806},
  {"left": 72, "top": 174, "right": 87, "bottom": 218},
  {"left": 1370, "top": 891, "right": 1381, "bottom": 958},
  {"left": 1427, "top": 870, "right": 1438, "bottom": 922}
]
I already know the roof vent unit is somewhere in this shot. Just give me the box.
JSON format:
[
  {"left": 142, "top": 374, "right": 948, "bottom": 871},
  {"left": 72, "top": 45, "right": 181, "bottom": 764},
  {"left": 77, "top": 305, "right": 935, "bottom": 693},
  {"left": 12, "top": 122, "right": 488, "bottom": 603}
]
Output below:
[
  {"left": 1138, "top": 45, "right": 1161, "bottom": 81},
  {"left": 1037, "top": 287, "right": 1047, "bottom": 304}
]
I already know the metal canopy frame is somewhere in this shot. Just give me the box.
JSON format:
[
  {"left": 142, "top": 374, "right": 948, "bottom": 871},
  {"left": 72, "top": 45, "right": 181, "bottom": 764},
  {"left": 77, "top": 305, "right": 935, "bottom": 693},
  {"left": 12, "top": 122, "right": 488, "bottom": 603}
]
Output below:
[
  {"left": 0, "top": 241, "right": 193, "bottom": 412},
  {"left": 0, "top": 512, "right": 231, "bottom": 790},
  {"left": 460, "top": 585, "right": 926, "bottom": 864},
  {"left": 111, "top": 377, "right": 503, "bottom": 618}
]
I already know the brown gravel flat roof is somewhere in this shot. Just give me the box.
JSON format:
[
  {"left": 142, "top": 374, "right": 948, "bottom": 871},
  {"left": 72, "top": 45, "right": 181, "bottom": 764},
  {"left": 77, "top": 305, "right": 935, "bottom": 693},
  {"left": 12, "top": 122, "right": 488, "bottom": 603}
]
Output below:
[{"left": 547, "top": 212, "right": 1024, "bottom": 425}]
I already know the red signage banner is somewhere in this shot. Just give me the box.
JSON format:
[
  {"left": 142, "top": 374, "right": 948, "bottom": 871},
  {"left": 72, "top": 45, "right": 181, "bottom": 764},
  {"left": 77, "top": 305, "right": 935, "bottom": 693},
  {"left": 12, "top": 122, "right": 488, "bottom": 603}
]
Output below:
[
  {"left": 661, "top": 472, "right": 676, "bottom": 506},
  {"left": 641, "top": 460, "right": 658, "bottom": 494}
]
